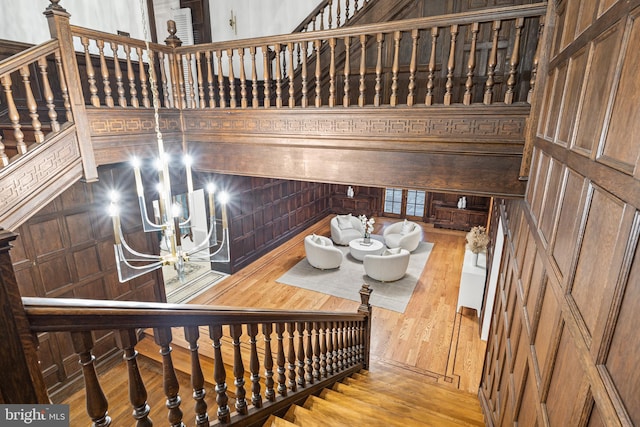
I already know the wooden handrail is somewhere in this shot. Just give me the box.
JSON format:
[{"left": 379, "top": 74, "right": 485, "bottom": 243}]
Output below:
[
  {"left": 69, "top": 25, "right": 173, "bottom": 54},
  {"left": 23, "top": 297, "right": 367, "bottom": 331},
  {"left": 0, "top": 39, "right": 60, "bottom": 75},
  {"left": 176, "top": 3, "right": 547, "bottom": 53}
]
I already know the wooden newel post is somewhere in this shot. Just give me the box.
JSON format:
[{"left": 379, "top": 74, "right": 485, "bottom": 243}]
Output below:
[
  {"left": 44, "top": 0, "right": 98, "bottom": 182},
  {"left": 0, "top": 229, "right": 49, "bottom": 403},
  {"left": 357, "top": 284, "right": 372, "bottom": 369}
]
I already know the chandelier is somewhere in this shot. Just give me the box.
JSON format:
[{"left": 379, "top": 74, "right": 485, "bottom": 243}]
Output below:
[{"left": 108, "top": 2, "right": 230, "bottom": 283}]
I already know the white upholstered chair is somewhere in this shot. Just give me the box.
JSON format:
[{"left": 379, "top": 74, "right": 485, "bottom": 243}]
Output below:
[
  {"left": 304, "top": 234, "right": 343, "bottom": 270},
  {"left": 330, "top": 214, "right": 364, "bottom": 245},
  {"left": 383, "top": 220, "right": 422, "bottom": 252},
  {"left": 363, "top": 248, "right": 411, "bottom": 282}
]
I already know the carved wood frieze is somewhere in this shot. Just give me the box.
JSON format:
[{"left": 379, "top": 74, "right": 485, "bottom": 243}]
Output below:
[
  {"left": 86, "top": 109, "right": 182, "bottom": 136},
  {"left": 0, "top": 129, "right": 82, "bottom": 230},
  {"left": 182, "top": 107, "right": 529, "bottom": 142}
]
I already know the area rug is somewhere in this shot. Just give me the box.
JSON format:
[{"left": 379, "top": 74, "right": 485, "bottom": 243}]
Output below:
[{"left": 276, "top": 240, "right": 434, "bottom": 313}]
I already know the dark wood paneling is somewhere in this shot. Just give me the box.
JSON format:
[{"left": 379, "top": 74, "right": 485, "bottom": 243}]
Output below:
[{"left": 480, "top": 1, "right": 640, "bottom": 425}]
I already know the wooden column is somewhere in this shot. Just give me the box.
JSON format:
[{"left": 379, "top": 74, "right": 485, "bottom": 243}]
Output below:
[
  {"left": 45, "top": 2, "right": 98, "bottom": 181},
  {"left": 0, "top": 229, "right": 49, "bottom": 403}
]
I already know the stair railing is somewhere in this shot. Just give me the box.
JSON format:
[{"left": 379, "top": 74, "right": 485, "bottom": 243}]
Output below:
[
  {"left": 293, "top": 0, "right": 374, "bottom": 34},
  {"left": 66, "top": 3, "right": 545, "bottom": 111},
  {"left": 23, "top": 285, "right": 373, "bottom": 426}
]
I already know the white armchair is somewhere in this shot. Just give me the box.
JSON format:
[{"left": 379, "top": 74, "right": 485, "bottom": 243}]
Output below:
[
  {"left": 363, "top": 248, "right": 411, "bottom": 282},
  {"left": 383, "top": 220, "right": 422, "bottom": 252},
  {"left": 330, "top": 214, "right": 364, "bottom": 245},
  {"left": 304, "top": 234, "right": 343, "bottom": 270}
]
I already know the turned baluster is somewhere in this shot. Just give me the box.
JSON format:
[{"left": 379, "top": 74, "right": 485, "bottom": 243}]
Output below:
[
  {"left": 154, "top": 328, "right": 184, "bottom": 427},
  {"left": 167, "top": 52, "right": 178, "bottom": 107},
  {"left": 296, "top": 321, "right": 306, "bottom": 388},
  {"left": 325, "top": 322, "right": 334, "bottom": 375},
  {"left": 288, "top": 43, "right": 295, "bottom": 108},
  {"left": 311, "top": 322, "right": 320, "bottom": 382},
  {"left": 351, "top": 322, "right": 359, "bottom": 363},
  {"left": 358, "top": 34, "right": 367, "bottom": 107},
  {"left": 250, "top": 47, "right": 259, "bottom": 108},
  {"left": 319, "top": 322, "right": 327, "bottom": 378},
  {"left": 407, "top": 29, "right": 419, "bottom": 106},
  {"left": 123, "top": 44, "right": 139, "bottom": 108},
  {"left": 319, "top": 9, "right": 325, "bottom": 31},
  {"left": 116, "top": 330, "right": 152, "bottom": 427},
  {"left": 262, "top": 46, "right": 271, "bottom": 108},
  {"left": 37, "top": 57, "right": 59, "bottom": 132},
  {"left": 0, "top": 135, "right": 7, "bottom": 166},
  {"left": 390, "top": 31, "right": 401, "bottom": 106},
  {"left": 301, "top": 42, "right": 309, "bottom": 108},
  {"left": 209, "top": 324, "right": 230, "bottom": 423},
  {"left": 287, "top": 322, "right": 298, "bottom": 392},
  {"left": 374, "top": 33, "right": 383, "bottom": 107},
  {"left": 97, "top": 40, "right": 113, "bottom": 107},
  {"left": 337, "top": 321, "right": 345, "bottom": 369},
  {"left": 247, "top": 324, "right": 263, "bottom": 408},
  {"left": 343, "top": 322, "right": 351, "bottom": 367},
  {"left": 444, "top": 24, "right": 459, "bottom": 106},
  {"left": 148, "top": 51, "right": 160, "bottom": 108},
  {"left": 158, "top": 52, "right": 171, "bottom": 108},
  {"left": 72, "top": 331, "right": 111, "bottom": 427},
  {"left": 505, "top": 17, "right": 525, "bottom": 104},
  {"left": 184, "top": 326, "right": 208, "bottom": 427},
  {"left": 343, "top": 36, "right": 351, "bottom": 107},
  {"left": 1, "top": 76, "right": 25, "bottom": 154},
  {"left": 263, "top": 323, "right": 276, "bottom": 402},
  {"left": 238, "top": 48, "right": 248, "bottom": 108},
  {"left": 464, "top": 22, "right": 480, "bottom": 105},
  {"left": 328, "top": 0, "right": 333, "bottom": 29},
  {"left": 528, "top": 17, "right": 545, "bottom": 104},
  {"left": 19, "top": 66, "right": 44, "bottom": 142},
  {"left": 332, "top": 322, "right": 340, "bottom": 372},
  {"left": 110, "top": 42, "right": 126, "bottom": 107},
  {"left": 328, "top": 38, "right": 336, "bottom": 107},
  {"left": 275, "top": 323, "right": 287, "bottom": 396},
  {"left": 484, "top": 20, "right": 501, "bottom": 105},
  {"left": 274, "top": 44, "right": 282, "bottom": 108},
  {"left": 205, "top": 51, "right": 215, "bottom": 108},
  {"left": 314, "top": 39, "right": 322, "bottom": 107},
  {"left": 176, "top": 53, "right": 187, "bottom": 109},
  {"left": 304, "top": 322, "right": 313, "bottom": 384},
  {"left": 425, "top": 27, "right": 439, "bottom": 105},
  {"left": 230, "top": 324, "right": 248, "bottom": 415},
  {"left": 227, "top": 49, "right": 237, "bottom": 108},
  {"left": 354, "top": 0, "right": 360, "bottom": 15},
  {"left": 81, "top": 37, "right": 100, "bottom": 107},
  {"left": 54, "top": 51, "right": 73, "bottom": 122},
  {"left": 335, "top": 0, "right": 341, "bottom": 27},
  {"left": 196, "top": 52, "right": 205, "bottom": 108},
  {"left": 345, "top": 0, "right": 350, "bottom": 22},
  {"left": 216, "top": 50, "right": 226, "bottom": 108},
  {"left": 137, "top": 47, "right": 150, "bottom": 107}
]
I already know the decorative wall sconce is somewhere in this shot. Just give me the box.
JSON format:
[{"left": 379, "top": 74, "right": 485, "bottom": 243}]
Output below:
[{"left": 229, "top": 10, "right": 237, "bottom": 35}]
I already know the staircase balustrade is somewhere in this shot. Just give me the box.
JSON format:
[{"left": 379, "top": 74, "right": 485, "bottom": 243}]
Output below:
[
  {"left": 22, "top": 289, "right": 372, "bottom": 425},
  {"left": 293, "top": 0, "right": 372, "bottom": 34}
]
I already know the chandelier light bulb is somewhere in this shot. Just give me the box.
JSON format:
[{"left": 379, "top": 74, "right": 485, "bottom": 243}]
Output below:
[
  {"left": 156, "top": 182, "right": 163, "bottom": 193},
  {"left": 109, "top": 190, "right": 120, "bottom": 203},
  {"left": 131, "top": 157, "right": 141, "bottom": 169},
  {"left": 183, "top": 154, "right": 193, "bottom": 167},
  {"left": 218, "top": 191, "right": 230, "bottom": 204},
  {"left": 171, "top": 202, "right": 182, "bottom": 218},
  {"left": 206, "top": 183, "right": 216, "bottom": 194},
  {"left": 108, "top": 203, "right": 120, "bottom": 217}
]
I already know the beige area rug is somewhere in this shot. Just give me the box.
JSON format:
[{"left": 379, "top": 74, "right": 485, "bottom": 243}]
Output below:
[{"left": 276, "top": 240, "right": 434, "bottom": 313}]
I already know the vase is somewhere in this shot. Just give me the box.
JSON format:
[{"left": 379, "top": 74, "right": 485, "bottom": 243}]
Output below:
[{"left": 362, "top": 234, "right": 371, "bottom": 245}]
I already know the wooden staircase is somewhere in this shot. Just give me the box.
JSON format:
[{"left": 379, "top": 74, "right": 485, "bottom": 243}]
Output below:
[
  {"left": 267, "top": 365, "right": 484, "bottom": 426},
  {"left": 136, "top": 333, "right": 485, "bottom": 427}
]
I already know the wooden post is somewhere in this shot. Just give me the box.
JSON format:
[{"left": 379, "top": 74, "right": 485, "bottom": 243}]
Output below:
[
  {"left": 0, "top": 229, "right": 49, "bottom": 403},
  {"left": 358, "top": 284, "right": 372, "bottom": 369},
  {"left": 45, "top": 2, "right": 98, "bottom": 182}
]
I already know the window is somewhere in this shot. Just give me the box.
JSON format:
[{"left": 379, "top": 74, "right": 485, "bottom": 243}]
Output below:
[
  {"left": 384, "top": 188, "right": 403, "bottom": 215},
  {"left": 384, "top": 188, "right": 427, "bottom": 219}
]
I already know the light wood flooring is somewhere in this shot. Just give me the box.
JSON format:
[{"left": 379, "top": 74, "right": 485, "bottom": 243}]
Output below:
[{"left": 188, "top": 215, "right": 486, "bottom": 393}]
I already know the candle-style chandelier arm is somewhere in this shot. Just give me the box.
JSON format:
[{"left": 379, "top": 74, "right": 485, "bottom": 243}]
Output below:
[
  {"left": 187, "top": 228, "right": 231, "bottom": 263},
  {"left": 116, "top": 226, "right": 163, "bottom": 260},
  {"left": 137, "top": 195, "right": 164, "bottom": 232},
  {"left": 113, "top": 244, "right": 164, "bottom": 282}
]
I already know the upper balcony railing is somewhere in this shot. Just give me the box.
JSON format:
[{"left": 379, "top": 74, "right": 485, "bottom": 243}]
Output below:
[{"left": 293, "top": 0, "right": 374, "bottom": 33}]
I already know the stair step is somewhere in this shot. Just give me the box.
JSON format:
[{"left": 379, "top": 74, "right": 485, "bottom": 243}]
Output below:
[
  {"left": 283, "top": 405, "right": 329, "bottom": 427},
  {"left": 323, "top": 386, "right": 470, "bottom": 426},
  {"left": 263, "top": 414, "right": 298, "bottom": 427},
  {"left": 340, "top": 376, "right": 483, "bottom": 424},
  {"left": 303, "top": 394, "right": 405, "bottom": 427}
]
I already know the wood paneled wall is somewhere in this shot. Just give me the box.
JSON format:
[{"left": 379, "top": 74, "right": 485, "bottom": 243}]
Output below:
[
  {"left": 480, "top": 0, "right": 640, "bottom": 425},
  {"left": 10, "top": 164, "right": 164, "bottom": 398}
]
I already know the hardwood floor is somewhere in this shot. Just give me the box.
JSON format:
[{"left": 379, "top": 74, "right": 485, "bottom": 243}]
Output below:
[{"left": 189, "top": 215, "right": 486, "bottom": 393}]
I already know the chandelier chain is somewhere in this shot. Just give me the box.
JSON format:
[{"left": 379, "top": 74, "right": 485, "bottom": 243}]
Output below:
[{"left": 138, "top": 0, "right": 163, "bottom": 146}]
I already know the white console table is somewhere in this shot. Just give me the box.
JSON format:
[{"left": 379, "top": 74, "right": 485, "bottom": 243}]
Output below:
[{"left": 456, "top": 249, "right": 486, "bottom": 317}]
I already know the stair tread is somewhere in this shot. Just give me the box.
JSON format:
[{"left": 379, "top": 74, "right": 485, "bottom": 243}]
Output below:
[
  {"left": 303, "top": 395, "right": 407, "bottom": 427},
  {"left": 284, "top": 404, "right": 334, "bottom": 427},
  {"left": 263, "top": 414, "right": 298, "bottom": 427},
  {"left": 319, "top": 384, "right": 467, "bottom": 427},
  {"left": 343, "top": 378, "right": 484, "bottom": 425}
]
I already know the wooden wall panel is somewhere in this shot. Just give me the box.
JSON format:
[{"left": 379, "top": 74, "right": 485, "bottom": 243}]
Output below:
[{"left": 480, "top": 1, "right": 640, "bottom": 425}]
